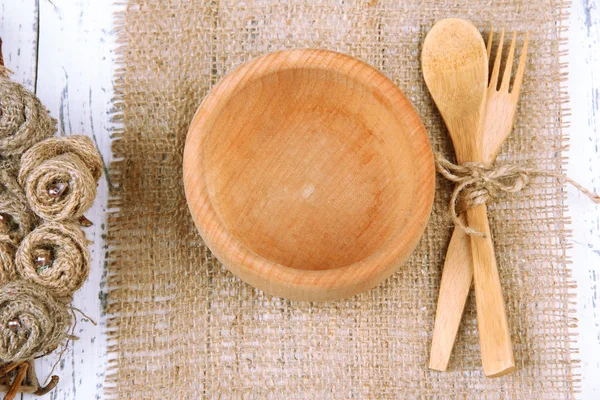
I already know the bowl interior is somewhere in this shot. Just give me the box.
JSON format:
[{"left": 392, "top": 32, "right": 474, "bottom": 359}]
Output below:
[{"left": 201, "top": 65, "right": 421, "bottom": 271}]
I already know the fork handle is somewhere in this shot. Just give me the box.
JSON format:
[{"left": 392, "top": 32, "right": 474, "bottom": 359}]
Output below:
[
  {"left": 467, "top": 204, "right": 515, "bottom": 377},
  {"left": 429, "top": 213, "right": 473, "bottom": 371}
]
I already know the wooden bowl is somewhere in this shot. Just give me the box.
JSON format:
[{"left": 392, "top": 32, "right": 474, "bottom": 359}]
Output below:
[{"left": 183, "top": 49, "right": 434, "bottom": 301}]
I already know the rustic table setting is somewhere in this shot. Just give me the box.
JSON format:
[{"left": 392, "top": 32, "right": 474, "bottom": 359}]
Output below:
[{"left": 0, "top": 0, "right": 598, "bottom": 398}]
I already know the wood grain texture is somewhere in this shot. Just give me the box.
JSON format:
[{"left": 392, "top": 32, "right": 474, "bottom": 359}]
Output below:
[
  {"left": 184, "top": 49, "right": 435, "bottom": 302},
  {"left": 466, "top": 205, "right": 514, "bottom": 377},
  {"left": 0, "top": 0, "right": 37, "bottom": 91},
  {"left": 1, "top": 0, "right": 599, "bottom": 397},
  {"left": 429, "top": 214, "right": 473, "bottom": 371},
  {"left": 422, "top": 18, "right": 514, "bottom": 377}
]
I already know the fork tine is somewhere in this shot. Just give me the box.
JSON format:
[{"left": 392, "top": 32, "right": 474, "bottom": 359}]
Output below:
[
  {"left": 511, "top": 32, "right": 529, "bottom": 96},
  {"left": 489, "top": 28, "right": 504, "bottom": 90},
  {"left": 486, "top": 27, "right": 494, "bottom": 64},
  {"left": 500, "top": 31, "right": 517, "bottom": 91}
]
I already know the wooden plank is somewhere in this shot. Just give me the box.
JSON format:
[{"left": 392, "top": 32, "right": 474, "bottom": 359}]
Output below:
[
  {"left": 30, "top": 0, "right": 117, "bottom": 398},
  {"left": 567, "top": 0, "right": 600, "bottom": 398},
  {"left": 0, "top": 0, "right": 37, "bottom": 90}
]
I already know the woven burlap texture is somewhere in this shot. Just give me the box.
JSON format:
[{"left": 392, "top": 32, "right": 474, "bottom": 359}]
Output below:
[{"left": 107, "top": 1, "right": 577, "bottom": 398}]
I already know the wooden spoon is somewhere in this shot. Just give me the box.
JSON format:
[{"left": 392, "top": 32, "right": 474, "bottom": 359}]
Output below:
[{"left": 422, "top": 18, "right": 514, "bottom": 377}]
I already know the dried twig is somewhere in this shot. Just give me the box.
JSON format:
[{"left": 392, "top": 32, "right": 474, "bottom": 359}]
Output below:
[
  {"left": 78, "top": 215, "right": 94, "bottom": 227},
  {"left": 4, "top": 361, "right": 28, "bottom": 400},
  {"left": 0, "top": 362, "right": 20, "bottom": 377},
  {"left": 33, "top": 375, "right": 59, "bottom": 396}
]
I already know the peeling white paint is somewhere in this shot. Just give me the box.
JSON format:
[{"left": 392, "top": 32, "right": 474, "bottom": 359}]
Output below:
[{"left": 568, "top": 0, "right": 600, "bottom": 398}]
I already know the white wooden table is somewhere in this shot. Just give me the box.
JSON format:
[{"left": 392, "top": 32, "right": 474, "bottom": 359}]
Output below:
[{"left": 0, "top": 1, "right": 598, "bottom": 398}]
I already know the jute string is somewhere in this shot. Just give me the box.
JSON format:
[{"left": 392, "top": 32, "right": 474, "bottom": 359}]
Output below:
[
  {"left": 435, "top": 154, "right": 600, "bottom": 236},
  {"left": 0, "top": 156, "right": 21, "bottom": 178},
  {"left": 18, "top": 136, "right": 103, "bottom": 222},
  {"left": 0, "top": 235, "right": 16, "bottom": 285},
  {"left": 0, "top": 175, "right": 37, "bottom": 243},
  {"left": 0, "top": 78, "right": 56, "bottom": 156},
  {"left": 0, "top": 281, "right": 71, "bottom": 363},
  {"left": 15, "top": 222, "right": 90, "bottom": 300}
]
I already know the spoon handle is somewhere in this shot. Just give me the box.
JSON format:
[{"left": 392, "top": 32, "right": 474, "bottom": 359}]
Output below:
[
  {"left": 467, "top": 203, "right": 515, "bottom": 377},
  {"left": 429, "top": 213, "right": 473, "bottom": 371}
]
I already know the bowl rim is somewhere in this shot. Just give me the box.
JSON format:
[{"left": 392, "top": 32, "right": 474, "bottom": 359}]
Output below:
[{"left": 183, "top": 48, "right": 435, "bottom": 301}]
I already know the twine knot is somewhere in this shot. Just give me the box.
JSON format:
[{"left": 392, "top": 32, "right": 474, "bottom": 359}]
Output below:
[
  {"left": 435, "top": 153, "right": 600, "bottom": 236},
  {"left": 0, "top": 280, "right": 71, "bottom": 363}
]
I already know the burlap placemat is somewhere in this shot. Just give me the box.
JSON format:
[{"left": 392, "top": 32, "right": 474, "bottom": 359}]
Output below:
[{"left": 106, "top": 1, "right": 577, "bottom": 398}]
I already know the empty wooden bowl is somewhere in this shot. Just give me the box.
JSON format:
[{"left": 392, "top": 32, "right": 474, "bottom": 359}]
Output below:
[{"left": 183, "top": 49, "right": 434, "bottom": 301}]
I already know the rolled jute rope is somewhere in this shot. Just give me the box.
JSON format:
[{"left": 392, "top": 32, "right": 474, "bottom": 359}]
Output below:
[
  {"left": 0, "top": 172, "right": 37, "bottom": 243},
  {"left": 0, "top": 155, "right": 20, "bottom": 178},
  {"left": 0, "top": 280, "right": 71, "bottom": 363},
  {"left": 18, "top": 136, "right": 103, "bottom": 222},
  {"left": 15, "top": 222, "right": 90, "bottom": 299},
  {"left": 0, "top": 78, "right": 56, "bottom": 156},
  {"left": 435, "top": 153, "right": 600, "bottom": 236},
  {"left": 0, "top": 234, "right": 16, "bottom": 285}
]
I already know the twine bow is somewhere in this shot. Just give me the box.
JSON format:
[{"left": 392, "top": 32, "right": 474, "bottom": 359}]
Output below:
[{"left": 435, "top": 153, "right": 600, "bottom": 236}]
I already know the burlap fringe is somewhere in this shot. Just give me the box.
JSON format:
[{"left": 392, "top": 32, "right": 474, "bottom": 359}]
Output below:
[{"left": 105, "top": 0, "right": 581, "bottom": 398}]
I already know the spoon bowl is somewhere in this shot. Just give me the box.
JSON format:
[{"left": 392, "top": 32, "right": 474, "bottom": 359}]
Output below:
[{"left": 422, "top": 18, "right": 488, "bottom": 163}]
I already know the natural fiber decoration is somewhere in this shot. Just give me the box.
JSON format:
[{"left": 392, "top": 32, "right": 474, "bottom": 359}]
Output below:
[
  {"left": 18, "top": 136, "right": 102, "bottom": 222},
  {"left": 0, "top": 280, "right": 70, "bottom": 363},
  {"left": 15, "top": 222, "right": 90, "bottom": 299},
  {"left": 107, "top": 1, "right": 576, "bottom": 398},
  {"left": 435, "top": 154, "right": 600, "bottom": 236},
  {"left": 0, "top": 79, "right": 56, "bottom": 156},
  {"left": 0, "top": 156, "right": 21, "bottom": 178},
  {"left": 0, "top": 180, "right": 36, "bottom": 243},
  {"left": 0, "top": 41, "right": 99, "bottom": 397},
  {"left": 0, "top": 235, "right": 16, "bottom": 285}
]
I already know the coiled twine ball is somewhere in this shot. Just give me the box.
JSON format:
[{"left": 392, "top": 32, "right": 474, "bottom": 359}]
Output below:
[
  {"left": 0, "top": 170, "right": 37, "bottom": 242},
  {"left": 18, "top": 136, "right": 103, "bottom": 222},
  {"left": 0, "top": 280, "right": 71, "bottom": 362},
  {"left": 0, "top": 78, "right": 56, "bottom": 156},
  {"left": 15, "top": 222, "right": 90, "bottom": 299},
  {"left": 0, "top": 234, "right": 17, "bottom": 285}
]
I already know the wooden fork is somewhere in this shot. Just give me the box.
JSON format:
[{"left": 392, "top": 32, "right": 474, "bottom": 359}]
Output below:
[{"left": 429, "top": 28, "right": 529, "bottom": 376}]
